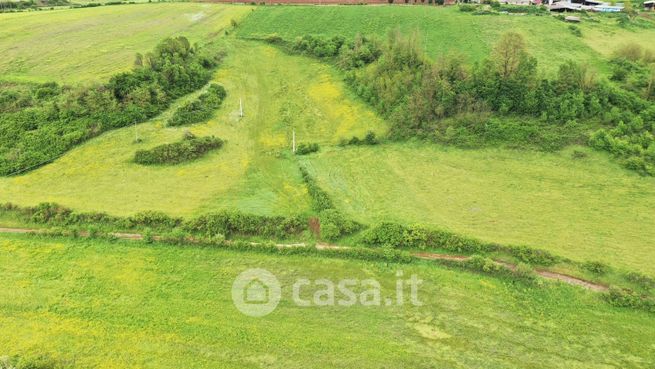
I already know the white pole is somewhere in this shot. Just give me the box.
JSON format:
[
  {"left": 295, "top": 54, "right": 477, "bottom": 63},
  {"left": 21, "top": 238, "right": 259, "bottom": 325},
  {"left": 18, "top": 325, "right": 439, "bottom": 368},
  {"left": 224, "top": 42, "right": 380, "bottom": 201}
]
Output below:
[
  {"left": 292, "top": 129, "right": 296, "bottom": 153},
  {"left": 239, "top": 98, "right": 244, "bottom": 118}
]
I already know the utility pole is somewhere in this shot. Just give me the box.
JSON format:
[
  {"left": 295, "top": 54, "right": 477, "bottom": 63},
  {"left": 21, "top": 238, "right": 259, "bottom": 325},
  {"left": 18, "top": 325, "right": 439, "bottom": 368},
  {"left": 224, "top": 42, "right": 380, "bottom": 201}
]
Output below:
[
  {"left": 292, "top": 129, "right": 296, "bottom": 153},
  {"left": 134, "top": 121, "right": 139, "bottom": 143}
]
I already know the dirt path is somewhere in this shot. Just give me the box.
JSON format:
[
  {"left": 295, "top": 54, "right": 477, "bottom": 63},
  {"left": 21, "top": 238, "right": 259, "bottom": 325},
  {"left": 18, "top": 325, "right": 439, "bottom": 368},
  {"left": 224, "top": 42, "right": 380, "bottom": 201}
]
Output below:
[
  {"left": 0, "top": 228, "right": 608, "bottom": 292},
  {"left": 414, "top": 251, "right": 608, "bottom": 291}
]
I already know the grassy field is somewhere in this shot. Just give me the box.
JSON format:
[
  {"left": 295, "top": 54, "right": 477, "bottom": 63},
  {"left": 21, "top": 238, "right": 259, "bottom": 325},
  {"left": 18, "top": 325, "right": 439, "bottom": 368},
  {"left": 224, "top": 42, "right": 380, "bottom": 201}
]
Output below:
[
  {"left": 0, "top": 39, "right": 387, "bottom": 217},
  {"left": 0, "top": 3, "right": 253, "bottom": 83},
  {"left": 1, "top": 234, "right": 654, "bottom": 368},
  {"left": 301, "top": 143, "right": 655, "bottom": 275},
  {"left": 238, "top": 6, "right": 655, "bottom": 76}
]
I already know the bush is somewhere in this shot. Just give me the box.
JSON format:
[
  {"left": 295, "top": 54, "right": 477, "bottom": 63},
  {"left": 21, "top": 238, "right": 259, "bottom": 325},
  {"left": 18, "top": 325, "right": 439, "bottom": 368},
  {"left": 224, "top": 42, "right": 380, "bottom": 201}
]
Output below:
[
  {"left": 514, "top": 262, "right": 536, "bottom": 280},
  {"left": 299, "top": 166, "right": 334, "bottom": 212},
  {"left": 463, "top": 255, "right": 506, "bottom": 274},
  {"left": 605, "top": 287, "right": 655, "bottom": 312},
  {"left": 625, "top": 272, "right": 655, "bottom": 290},
  {"left": 583, "top": 261, "right": 610, "bottom": 275},
  {"left": 292, "top": 35, "right": 346, "bottom": 58},
  {"left": 318, "top": 209, "right": 362, "bottom": 241},
  {"left": 361, "top": 222, "right": 494, "bottom": 253},
  {"left": 295, "top": 143, "right": 319, "bottom": 155},
  {"left": 133, "top": 135, "right": 223, "bottom": 165},
  {"left": 127, "top": 210, "right": 182, "bottom": 229},
  {"left": 183, "top": 211, "right": 305, "bottom": 239},
  {"left": 167, "top": 84, "right": 227, "bottom": 126},
  {"left": 339, "top": 131, "right": 379, "bottom": 146},
  {"left": 504, "top": 245, "right": 560, "bottom": 266}
]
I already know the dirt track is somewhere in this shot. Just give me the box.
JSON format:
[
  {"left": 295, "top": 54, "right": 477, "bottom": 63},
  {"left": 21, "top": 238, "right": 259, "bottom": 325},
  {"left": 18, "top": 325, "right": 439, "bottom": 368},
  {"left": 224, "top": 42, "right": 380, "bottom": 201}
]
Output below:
[{"left": 0, "top": 227, "right": 608, "bottom": 292}]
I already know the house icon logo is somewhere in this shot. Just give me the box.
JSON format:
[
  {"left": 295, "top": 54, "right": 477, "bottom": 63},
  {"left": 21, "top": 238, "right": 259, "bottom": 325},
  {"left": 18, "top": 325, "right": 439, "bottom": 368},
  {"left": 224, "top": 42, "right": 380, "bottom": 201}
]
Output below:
[
  {"left": 232, "top": 268, "right": 281, "bottom": 317},
  {"left": 244, "top": 278, "right": 269, "bottom": 304}
]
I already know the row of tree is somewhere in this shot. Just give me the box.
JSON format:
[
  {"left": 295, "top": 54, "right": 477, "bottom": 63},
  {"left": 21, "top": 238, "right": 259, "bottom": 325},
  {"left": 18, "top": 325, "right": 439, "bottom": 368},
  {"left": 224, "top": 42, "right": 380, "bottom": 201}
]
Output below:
[
  {"left": 285, "top": 30, "right": 655, "bottom": 174},
  {"left": 0, "top": 36, "right": 223, "bottom": 176}
]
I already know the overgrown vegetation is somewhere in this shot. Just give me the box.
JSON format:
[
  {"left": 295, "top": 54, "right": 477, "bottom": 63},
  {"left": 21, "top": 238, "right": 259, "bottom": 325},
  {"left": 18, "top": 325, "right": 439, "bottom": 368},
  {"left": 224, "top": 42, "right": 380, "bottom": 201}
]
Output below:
[
  {"left": 167, "top": 83, "right": 227, "bottom": 126},
  {"left": 0, "top": 355, "right": 67, "bottom": 369},
  {"left": 297, "top": 167, "right": 360, "bottom": 241},
  {"left": 295, "top": 143, "right": 320, "bottom": 155},
  {"left": 299, "top": 166, "right": 333, "bottom": 212},
  {"left": 0, "top": 202, "right": 305, "bottom": 240},
  {"left": 0, "top": 36, "right": 222, "bottom": 176},
  {"left": 361, "top": 222, "right": 560, "bottom": 266},
  {"left": 271, "top": 30, "right": 655, "bottom": 174},
  {"left": 338, "top": 131, "right": 379, "bottom": 146},
  {"left": 133, "top": 133, "right": 224, "bottom": 165},
  {"left": 0, "top": 0, "right": 69, "bottom": 12}
]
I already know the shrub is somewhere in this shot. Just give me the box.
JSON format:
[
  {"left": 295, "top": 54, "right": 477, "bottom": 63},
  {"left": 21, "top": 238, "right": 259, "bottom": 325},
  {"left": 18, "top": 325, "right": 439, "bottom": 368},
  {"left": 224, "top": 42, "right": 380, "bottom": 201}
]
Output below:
[
  {"left": 318, "top": 209, "right": 362, "bottom": 241},
  {"left": 514, "top": 262, "right": 536, "bottom": 280},
  {"left": 463, "top": 255, "right": 506, "bottom": 274},
  {"left": 583, "top": 261, "right": 610, "bottom": 275},
  {"left": 127, "top": 210, "right": 182, "bottom": 229},
  {"left": 625, "top": 272, "right": 655, "bottom": 290},
  {"left": 299, "top": 166, "right": 334, "bottom": 212},
  {"left": 504, "top": 245, "right": 560, "bottom": 266},
  {"left": 183, "top": 211, "right": 305, "bottom": 238},
  {"left": 605, "top": 287, "right": 655, "bottom": 312},
  {"left": 167, "top": 84, "right": 227, "bottom": 126},
  {"left": 292, "top": 35, "right": 346, "bottom": 58},
  {"left": 133, "top": 135, "right": 223, "bottom": 165},
  {"left": 339, "top": 131, "right": 379, "bottom": 146},
  {"left": 361, "top": 222, "right": 493, "bottom": 253},
  {"left": 295, "top": 143, "right": 319, "bottom": 155},
  {"left": 28, "top": 202, "right": 72, "bottom": 224}
]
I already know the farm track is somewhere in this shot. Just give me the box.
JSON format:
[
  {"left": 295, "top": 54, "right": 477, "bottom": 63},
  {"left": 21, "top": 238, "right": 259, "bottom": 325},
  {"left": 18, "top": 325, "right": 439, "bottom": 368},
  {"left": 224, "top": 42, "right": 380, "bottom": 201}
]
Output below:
[{"left": 0, "top": 227, "right": 608, "bottom": 292}]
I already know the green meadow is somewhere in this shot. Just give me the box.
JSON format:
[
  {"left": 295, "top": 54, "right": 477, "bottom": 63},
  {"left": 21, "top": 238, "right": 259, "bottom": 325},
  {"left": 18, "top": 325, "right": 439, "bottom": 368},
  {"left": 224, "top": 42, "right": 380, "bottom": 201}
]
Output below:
[
  {"left": 238, "top": 5, "right": 655, "bottom": 76},
  {"left": 301, "top": 143, "right": 655, "bottom": 275},
  {"left": 0, "top": 39, "right": 387, "bottom": 217},
  {"left": 0, "top": 3, "right": 253, "bottom": 83},
  {"left": 1, "top": 4, "right": 655, "bottom": 366},
  {"left": 1, "top": 234, "right": 654, "bottom": 368}
]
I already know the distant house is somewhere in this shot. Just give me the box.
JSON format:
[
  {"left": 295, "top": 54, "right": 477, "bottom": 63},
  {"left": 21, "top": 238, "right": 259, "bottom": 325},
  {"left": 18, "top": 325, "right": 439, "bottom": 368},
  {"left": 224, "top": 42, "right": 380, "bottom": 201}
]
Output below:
[
  {"left": 549, "top": 2, "right": 583, "bottom": 11},
  {"left": 593, "top": 4, "right": 624, "bottom": 11},
  {"left": 645, "top": 0, "right": 655, "bottom": 10},
  {"left": 549, "top": 0, "right": 624, "bottom": 12}
]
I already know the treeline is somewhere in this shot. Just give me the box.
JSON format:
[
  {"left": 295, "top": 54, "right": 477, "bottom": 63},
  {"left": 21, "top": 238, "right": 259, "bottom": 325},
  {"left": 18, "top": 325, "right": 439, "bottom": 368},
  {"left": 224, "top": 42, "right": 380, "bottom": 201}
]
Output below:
[
  {"left": 1, "top": 202, "right": 305, "bottom": 239},
  {"left": 133, "top": 133, "right": 223, "bottom": 165},
  {"left": 0, "top": 36, "right": 223, "bottom": 176},
  {"left": 0, "top": 0, "right": 69, "bottom": 11},
  {"left": 167, "top": 83, "right": 227, "bottom": 126},
  {"left": 277, "top": 31, "right": 655, "bottom": 175}
]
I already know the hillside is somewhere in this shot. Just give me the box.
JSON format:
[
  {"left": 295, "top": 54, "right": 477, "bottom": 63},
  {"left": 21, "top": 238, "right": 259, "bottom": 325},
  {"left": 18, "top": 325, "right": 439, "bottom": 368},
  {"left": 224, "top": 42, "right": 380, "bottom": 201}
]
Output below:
[
  {"left": 1, "top": 4, "right": 654, "bottom": 367},
  {"left": 0, "top": 3, "right": 253, "bottom": 83},
  {"left": 1, "top": 234, "right": 654, "bottom": 368},
  {"left": 239, "top": 6, "right": 655, "bottom": 76},
  {"left": 0, "top": 39, "right": 387, "bottom": 216}
]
